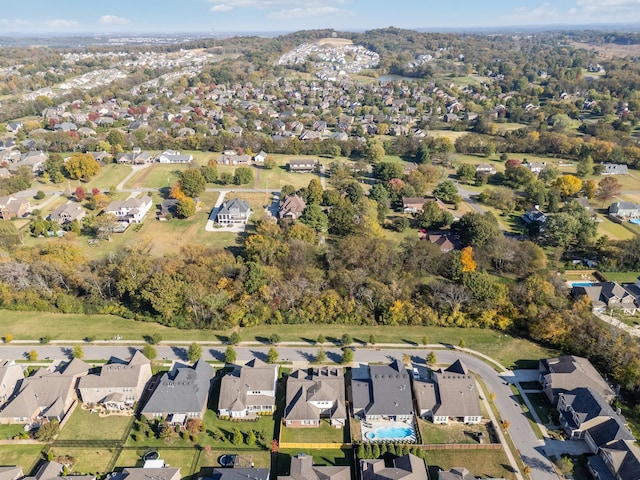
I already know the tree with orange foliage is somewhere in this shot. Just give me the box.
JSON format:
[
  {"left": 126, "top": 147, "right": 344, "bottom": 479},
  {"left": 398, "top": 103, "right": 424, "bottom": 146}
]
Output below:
[
  {"left": 460, "top": 246, "right": 477, "bottom": 273},
  {"left": 169, "top": 182, "right": 186, "bottom": 200}
]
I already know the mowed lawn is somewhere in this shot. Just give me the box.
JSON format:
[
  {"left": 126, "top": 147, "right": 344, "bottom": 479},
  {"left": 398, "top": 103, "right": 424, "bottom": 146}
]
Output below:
[
  {"left": 116, "top": 447, "right": 200, "bottom": 473},
  {"left": 280, "top": 420, "right": 347, "bottom": 444},
  {"left": 423, "top": 449, "right": 516, "bottom": 480},
  {"left": 124, "top": 164, "right": 187, "bottom": 189},
  {"left": 0, "top": 445, "right": 44, "bottom": 474},
  {"left": 50, "top": 447, "right": 118, "bottom": 475},
  {"left": 57, "top": 406, "right": 133, "bottom": 441}
]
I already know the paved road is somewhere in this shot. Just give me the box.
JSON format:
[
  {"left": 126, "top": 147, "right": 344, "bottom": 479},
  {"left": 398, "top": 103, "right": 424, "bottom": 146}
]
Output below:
[
  {"left": 456, "top": 184, "right": 486, "bottom": 214},
  {"left": 3, "top": 344, "right": 557, "bottom": 480}
]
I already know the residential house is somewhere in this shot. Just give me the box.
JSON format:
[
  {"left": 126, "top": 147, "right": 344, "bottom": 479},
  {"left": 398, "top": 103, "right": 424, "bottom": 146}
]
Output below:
[
  {"left": 206, "top": 469, "right": 269, "bottom": 480},
  {"left": 111, "top": 466, "right": 180, "bottom": 480},
  {"left": 23, "top": 461, "right": 95, "bottom": 480},
  {"left": 0, "top": 360, "right": 23, "bottom": 406},
  {"left": 438, "top": 468, "right": 475, "bottom": 480},
  {"left": 0, "top": 196, "right": 30, "bottom": 219},
  {"left": 254, "top": 150, "right": 268, "bottom": 163},
  {"left": 0, "top": 358, "right": 89, "bottom": 424},
  {"left": 158, "top": 199, "right": 179, "bottom": 220},
  {"left": 78, "top": 351, "right": 152, "bottom": 411},
  {"left": 572, "top": 282, "right": 640, "bottom": 315},
  {"left": 557, "top": 387, "right": 627, "bottom": 443},
  {"left": 0, "top": 467, "right": 23, "bottom": 480},
  {"left": 103, "top": 195, "right": 153, "bottom": 224},
  {"left": 49, "top": 203, "right": 86, "bottom": 225},
  {"left": 140, "top": 359, "right": 214, "bottom": 421},
  {"left": 361, "top": 454, "right": 428, "bottom": 480},
  {"left": 218, "top": 358, "right": 278, "bottom": 419},
  {"left": 539, "top": 356, "right": 614, "bottom": 405},
  {"left": 349, "top": 360, "right": 413, "bottom": 422},
  {"left": 609, "top": 202, "right": 640, "bottom": 219},
  {"left": 285, "top": 366, "right": 347, "bottom": 428},
  {"left": 53, "top": 122, "right": 77, "bottom": 133},
  {"left": 426, "top": 232, "right": 459, "bottom": 253},
  {"left": 218, "top": 154, "right": 251, "bottom": 165},
  {"left": 289, "top": 159, "right": 318, "bottom": 173},
  {"left": 585, "top": 417, "right": 635, "bottom": 455},
  {"left": 217, "top": 198, "right": 252, "bottom": 225},
  {"left": 443, "top": 113, "right": 459, "bottom": 123},
  {"left": 522, "top": 206, "right": 547, "bottom": 225},
  {"left": 279, "top": 194, "right": 306, "bottom": 220},
  {"left": 116, "top": 151, "right": 152, "bottom": 165},
  {"left": 475, "top": 163, "right": 496, "bottom": 176},
  {"left": 595, "top": 439, "right": 640, "bottom": 480},
  {"left": 280, "top": 454, "right": 350, "bottom": 480},
  {"left": 6, "top": 122, "right": 22, "bottom": 133},
  {"left": 601, "top": 163, "right": 629, "bottom": 175},
  {"left": 402, "top": 197, "right": 426, "bottom": 214},
  {"left": 523, "top": 161, "right": 547, "bottom": 175},
  {"left": 13, "top": 151, "right": 47, "bottom": 173},
  {"left": 414, "top": 360, "right": 482, "bottom": 424},
  {"left": 156, "top": 150, "right": 193, "bottom": 164}
]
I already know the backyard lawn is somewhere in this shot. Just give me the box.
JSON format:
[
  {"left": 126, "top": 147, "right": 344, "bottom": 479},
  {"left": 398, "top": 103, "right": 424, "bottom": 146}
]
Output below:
[
  {"left": 57, "top": 406, "right": 133, "bottom": 441},
  {"left": 49, "top": 447, "right": 117, "bottom": 475},
  {"left": 0, "top": 423, "right": 28, "bottom": 440},
  {"left": 423, "top": 449, "right": 517, "bottom": 480},
  {"left": 280, "top": 420, "right": 347, "bottom": 444},
  {"left": 418, "top": 419, "right": 491, "bottom": 445},
  {"left": 0, "top": 445, "right": 44, "bottom": 475},
  {"left": 116, "top": 447, "right": 200, "bottom": 475},
  {"left": 276, "top": 449, "right": 352, "bottom": 476}
]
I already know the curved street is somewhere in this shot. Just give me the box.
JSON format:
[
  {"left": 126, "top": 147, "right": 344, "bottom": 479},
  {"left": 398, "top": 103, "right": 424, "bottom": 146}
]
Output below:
[{"left": 2, "top": 343, "right": 559, "bottom": 480}]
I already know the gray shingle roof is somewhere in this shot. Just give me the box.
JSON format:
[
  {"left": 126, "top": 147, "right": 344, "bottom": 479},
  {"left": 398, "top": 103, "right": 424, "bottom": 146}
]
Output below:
[
  {"left": 351, "top": 361, "right": 413, "bottom": 417},
  {"left": 141, "top": 360, "right": 213, "bottom": 416}
]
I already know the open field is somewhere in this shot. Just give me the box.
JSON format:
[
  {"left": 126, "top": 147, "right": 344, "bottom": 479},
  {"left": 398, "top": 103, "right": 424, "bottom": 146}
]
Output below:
[
  {"left": 57, "top": 406, "right": 132, "bottom": 441},
  {"left": 0, "top": 312, "right": 559, "bottom": 367},
  {"left": 423, "top": 449, "right": 516, "bottom": 480},
  {"left": 123, "top": 164, "right": 185, "bottom": 190},
  {"left": 596, "top": 217, "right": 637, "bottom": 241}
]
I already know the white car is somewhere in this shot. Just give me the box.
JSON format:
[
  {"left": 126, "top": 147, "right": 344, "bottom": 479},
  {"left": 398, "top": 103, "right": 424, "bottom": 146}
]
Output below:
[{"left": 412, "top": 367, "right": 420, "bottom": 379}]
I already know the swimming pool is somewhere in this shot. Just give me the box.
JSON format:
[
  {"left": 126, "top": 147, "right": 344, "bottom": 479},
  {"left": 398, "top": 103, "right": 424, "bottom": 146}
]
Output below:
[
  {"left": 571, "top": 282, "right": 593, "bottom": 287},
  {"left": 630, "top": 219, "right": 640, "bottom": 225},
  {"left": 365, "top": 426, "right": 414, "bottom": 441}
]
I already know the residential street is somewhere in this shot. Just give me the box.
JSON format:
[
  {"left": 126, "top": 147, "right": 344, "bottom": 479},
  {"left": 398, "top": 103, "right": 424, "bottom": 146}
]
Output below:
[{"left": 2, "top": 343, "right": 559, "bottom": 480}]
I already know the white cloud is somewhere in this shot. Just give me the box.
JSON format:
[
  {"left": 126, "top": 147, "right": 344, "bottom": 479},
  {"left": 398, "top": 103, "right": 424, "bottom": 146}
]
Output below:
[
  {"left": 45, "top": 19, "right": 79, "bottom": 28},
  {"left": 100, "top": 15, "right": 131, "bottom": 25},
  {"left": 207, "top": 0, "right": 351, "bottom": 13},
  {"left": 268, "top": 6, "right": 346, "bottom": 20},
  {"left": 211, "top": 4, "right": 233, "bottom": 12},
  {"left": 500, "top": 3, "right": 565, "bottom": 24}
]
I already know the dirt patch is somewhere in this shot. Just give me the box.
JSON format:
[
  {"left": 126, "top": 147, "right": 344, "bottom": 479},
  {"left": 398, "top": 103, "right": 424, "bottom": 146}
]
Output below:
[{"left": 317, "top": 37, "right": 353, "bottom": 47}]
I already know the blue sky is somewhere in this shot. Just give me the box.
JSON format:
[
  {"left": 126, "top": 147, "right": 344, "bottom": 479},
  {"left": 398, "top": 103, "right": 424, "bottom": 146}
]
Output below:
[{"left": 1, "top": 0, "right": 640, "bottom": 33}]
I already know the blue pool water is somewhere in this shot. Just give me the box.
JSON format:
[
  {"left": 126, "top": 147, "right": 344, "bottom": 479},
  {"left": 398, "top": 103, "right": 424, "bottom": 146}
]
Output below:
[
  {"left": 630, "top": 219, "right": 640, "bottom": 225},
  {"left": 366, "top": 426, "right": 413, "bottom": 440},
  {"left": 571, "top": 282, "right": 593, "bottom": 287}
]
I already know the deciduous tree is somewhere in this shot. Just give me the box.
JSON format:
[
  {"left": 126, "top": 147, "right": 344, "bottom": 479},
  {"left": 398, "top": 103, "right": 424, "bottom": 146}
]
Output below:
[{"left": 64, "top": 153, "right": 100, "bottom": 181}]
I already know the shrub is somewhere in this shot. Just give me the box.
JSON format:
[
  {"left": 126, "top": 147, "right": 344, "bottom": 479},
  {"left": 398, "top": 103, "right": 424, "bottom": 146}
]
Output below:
[{"left": 34, "top": 190, "right": 45, "bottom": 200}]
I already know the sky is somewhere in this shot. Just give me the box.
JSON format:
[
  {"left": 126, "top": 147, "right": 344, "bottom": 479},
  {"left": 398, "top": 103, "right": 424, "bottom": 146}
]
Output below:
[{"left": 1, "top": 0, "right": 640, "bottom": 34}]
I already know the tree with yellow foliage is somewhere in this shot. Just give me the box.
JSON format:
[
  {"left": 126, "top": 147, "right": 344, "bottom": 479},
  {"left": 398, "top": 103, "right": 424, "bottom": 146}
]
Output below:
[
  {"left": 460, "top": 246, "right": 477, "bottom": 273},
  {"left": 552, "top": 174, "right": 582, "bottom": 198},
  {"left": 64, "top": 153, "right": 100, "bottom": 181},
  {"left": 169, "top": 182, "right": 186, "bottom": 200}
]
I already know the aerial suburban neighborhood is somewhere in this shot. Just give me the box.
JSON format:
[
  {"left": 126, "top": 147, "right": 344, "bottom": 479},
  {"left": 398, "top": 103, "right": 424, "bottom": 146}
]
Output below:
[{"left": 0, "top": 5, "right": 639, "bottom": 480}]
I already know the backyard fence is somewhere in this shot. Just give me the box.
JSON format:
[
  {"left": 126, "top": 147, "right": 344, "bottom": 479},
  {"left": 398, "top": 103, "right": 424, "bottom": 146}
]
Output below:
[
  {"left": 417, "top": 443, "right": 502, "bottom": 450},
  {"left": 279, "top": 442, "right": 350, "bottom": 450}
]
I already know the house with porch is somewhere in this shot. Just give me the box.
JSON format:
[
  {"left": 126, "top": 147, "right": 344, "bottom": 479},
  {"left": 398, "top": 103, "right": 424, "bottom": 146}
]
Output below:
[
  {"left": 288, "top": 159, "right": 318, "bottom": 173},
  {"left": 217, "top": 198, "right": 252, "bottom": 225},
  {"left": 0, "top": 196, "right": 30, "bottom": 220},
  {"left": 609, "top": 202, "right": 640, "bottom": 219},
  {"left": 78, "top": 351, "right": 152, "bottom": 411},
  {"left": 349, "top": 360, "right": 413, "bottom": 422},
  {"left": 402, "top": 197, "right": 426, "bottom": 214},
  {"left": 284, "top": 366, "right": 347, "bottom": 428},
  {"left": 156, "top": 150, "right": 193, "bottom": 164},
  {"left": 103, "top": 195, "right": 153, "bottom": 224},
  {"left": 140, "top": 359, "right": 213, "bottom": 422},
  {"left": 218, "top": 359, "right": 278, "bottom": 419}
]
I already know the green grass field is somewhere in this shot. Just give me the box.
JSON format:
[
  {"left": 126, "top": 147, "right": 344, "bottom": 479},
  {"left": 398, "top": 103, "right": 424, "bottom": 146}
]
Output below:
[
  {"left": 418, "top": 419, "right": 490, "bottom": 445},
  {"left": 57, "top": 407, "right": 133, "bottom": 441},
  {"left": 0, "top": 311, "right": 559, "bottom": 367},
  {"left": 123, "top": 164, "right": 185, "bottom": 189},
  {"left": 0, "top": 423, "right": 28, "bottom": 439},
  {"left": 600, "top": 272, "right": 640, "bottom": 283},
  {"left": 116, "top": 447, "right": 200, "bottom": 474},
  {"left": 596, "top": 217, "right": 636, "bottom": 240}
]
